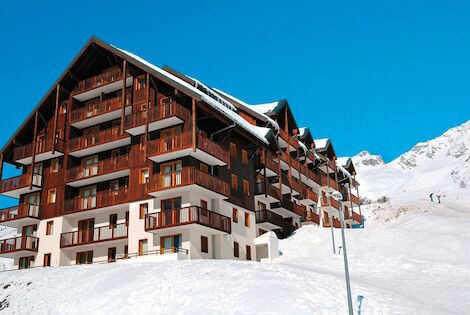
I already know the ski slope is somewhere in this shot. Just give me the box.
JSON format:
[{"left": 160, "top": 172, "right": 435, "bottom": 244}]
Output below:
[{"left": 1, "top": 199, "right": 469, "bottom": 314}]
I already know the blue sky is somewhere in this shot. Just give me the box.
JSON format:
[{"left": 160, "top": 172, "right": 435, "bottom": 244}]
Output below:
[{"left": 0, "top": 1, "right": 469, "bottom": 165}]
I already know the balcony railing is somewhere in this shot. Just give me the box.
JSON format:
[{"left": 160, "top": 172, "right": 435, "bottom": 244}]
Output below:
[
  {"left": 145, "top": 206, "right": 231, "bottom": 234},
  {"left": 305, "top": 211, "right": 320, "bottom": 224},
  {"left": 68, "top": 128, "right": 128, "bottom": 152},
  {"left": 124, "top": 101, "right": 190, "bottom": 130},
  {"left": 60, "top": 223, "right": 128, "bottom": 248},
  {"left": 322, "top": 196, "right": 340, "bottom": 210},
  {"left": 71, "top": 93, "right": 130, "bottom": 123},
  {"left": 320, "top": 173, "right": 339, "bottom": 191},
  {"left": 73, "top": 67, "right": 124, "bottom": 95},
  {"left": 13, "top": 139, "right": 65, "bottom": 162},
  {"left": 327, "top": 160, "right": 337, "bottom": 171},
  {"left": 0, "top": 236, "right": 39, "bottom": 254},
  {"left": 64, "top": 188, "right": 129, "bottom": 214},
  {"left": 290, "top": 178, "right": 303, "bottom": 194},
  {"left": 147, "top": 168, "right": 230, "bottom": 196},
  {"left": 278, "top": 129, "right": 299, "bottom": 149},
  {"left": 0, "top": 173, "right": 42, "bottom": 194},
  {"left": 302, "top": 186, "right": 319, "bottom": 202},
  {"left": 147, "top": 132, "right": 229, "bottom": 164},
  {"left": 255, "top": 210, "right": 285, "bottom": 228},
  {"left": 352, "top": 211, "right": 362, "bottom": 224},
  {"left": 0, "top": 204, "right": 40, "bottom": 224},
  {"left": 254, "top": 182, "right": 282, "bottom": 200},
  {"left": 66, "top": 155, "right": 129, "bottom": 183},
  {"left": 300, "top": 165, "right": 321, "bottom": 185}
]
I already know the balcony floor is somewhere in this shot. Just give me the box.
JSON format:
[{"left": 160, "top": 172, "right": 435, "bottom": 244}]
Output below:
[
  {"left": 71, "top": 106, "right": 132, "bottom": 129},
  {"left": 63, "top": 202, "right": 129, "bottom": 219},
  {"left": 0, "top": 216, "right": 40, "bottom": 228},
  {"left": 15, "top": 150, "right": 64, "bottom": 165},
  {"left": 69, "top": 137, "right": 131, "bottom": 158},
  {"left": 256, "top": 221, "right": 282, "bottom": 231},
  {"left": 67, "top": 169, "right": 130, "bottom": 188},
  {"left": 149, "top": 148, "right": 227, "bottom": 166},
  {"left": 72, "top": 77, "right": 133, "bottom": 102},
  {"left": 61, "top": 237, "right": 128, "bottom": 251},
  {"left": 126, "top": 116, "right": 184, "bottom": 136},
  {"left": 146, "top": 221, "right": 228, "bottom": 236},
  {"left": 148, "top": 183, "right": 227, "bottom": 200},
  {"left": 1, "top": 185, "right": 41, "bottom": 199},
  {"left": 270, "top": 205, "right": 301, "bottom": 218}
]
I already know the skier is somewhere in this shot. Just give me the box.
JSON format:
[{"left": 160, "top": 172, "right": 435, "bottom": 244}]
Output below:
[
  {"left": 437, "top": 195, "right": 441, "bottom": 204},
  {"left": 429, "top": 193, "right": 434, "bottom": 202}
]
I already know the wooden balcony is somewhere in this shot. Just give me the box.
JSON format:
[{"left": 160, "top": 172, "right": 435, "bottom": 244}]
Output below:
[
  {"left": 272, "top": 172, "right": 291, "bottom": 194},
  {"left": 278, "top": 129, "right": 299, "bottom": 151},
  {"left": 13, "top": 139, "right": 65, "bottom": 165},
  {"left": 72, "top": 67, "right": 133, "bottom": 102},
  {"left": 124, "top": 102, "right": 190, "bottom": 136},
  {"left": 322, "top": 196, "right": 340, "bottom": 210},
  {"left": 66, "top": 155, "right": 130, "bottom": 187},
  {"left": 344, "top": 193, "right": 360, "bottom": 206},
  {"left": 328, "top": 160, "right": 337, "bottom": 172},
  {"left": 270, "top": 196, "right": 301, "bottom": 218},
  {"left": 68, "top": 128, "right": 131, "bottom": 158},
  {"left": 147, "top": 132, "right": 229, "bottom": 166},
  {"left": 304, "top": 211, "right": 320, "bottom": 225},
  {"left": 0, "top": 236, "right": 39, "bottom": 258},
  {"left": 278, "top": 152, "right": 301, "bottom": 179},
  {"left": 148, "top": 168, "right": 230, "bottom": 198},
  {"left": 0, "top": 204, "right": 40, "bottom": 228},
  {"left": 255, "top": 209, "right": 285, "bottom": 230},
  {"left": 254, "top": 182, "right": 282, "bottom": 203},
  {"left": 0, "top": 173, "right": 42, "bottom": 198},
  {"left": 352, "top": 211, "right": 363, "bottom": 224},
  {"left": 145, "top": 206, "right": 231, "bottom": 234},
  {"left": 290, "top": 179, "right": 303, "bottom": 196},
  {"left": 255, "top": 151, "right": 279, "bottom": 177},
  {"left": 60, "top": 223, "right": 128, "bottom": 248},
  {"left": 301, "top": 186, "right": 319, "bottom": 204},
  {"left": 64, "top": 188, "right": 129, "bottom": 215},
  {"left": 70, "top": 93, "right": 132, "bottom": 129},
  {"left": 300, "top": 164, "right": 322, "bottom": 187},
  {"left": 320, "top": 173, "right": 340, "bottom": 192}
]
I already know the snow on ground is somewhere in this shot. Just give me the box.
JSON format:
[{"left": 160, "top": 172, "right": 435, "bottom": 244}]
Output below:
[
  {"left": 1, "top": 199, "right": 469, "bottom": 314},
  {"left": 0, "top": 226, "right": 15, "bottom": 271}
]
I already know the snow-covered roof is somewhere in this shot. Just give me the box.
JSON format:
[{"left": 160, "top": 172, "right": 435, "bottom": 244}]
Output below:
[
  {"left": 336, "top": 157, "right": 351, "bottom": 168},
  {"left": 298, "top": 127, "right": 310, "bottom": 139},
  {"left": 298, "top": 139, "right": 308, "bottom": 153},
  {"left": 248, "top": 102, "right": 280, "bottom": 115},
  {"left": 336, "top": 163, "right": 352, "bottom": 179},
  {"left": 314, "top": 138, "right": 330, "bottom": 150},
  {"left": 114, "top": 47, "right": 271, "bottom": 145}
]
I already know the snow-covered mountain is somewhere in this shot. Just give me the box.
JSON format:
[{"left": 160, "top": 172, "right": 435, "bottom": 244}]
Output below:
[{"left": 353, "top": 119, "right": 470, "bottom": 201}]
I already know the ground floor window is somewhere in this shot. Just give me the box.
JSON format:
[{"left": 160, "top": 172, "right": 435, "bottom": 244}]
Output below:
[
  {"left": 234, "top": 242, "right": 239, "bottom": 258},
  {"left": 76, "top": 251, "right": 93, "bottom": 265},
  {"left": 246, "top": 245, "right": 251, "bottom": 261},
  {"left": 108, "top": 247, "right": 116, "bottom": 262},
  {"left": 201, "top": 236, "right": 208, "bottom": 253},
  {"left": 160, "top": 234, "right": 181, "bottom": 254},
  {"left": 139, "top": 239, "right": 148, "bottom": 256},
  {"left": 19, "top": 256, "right": 34, "bottom": 269}
]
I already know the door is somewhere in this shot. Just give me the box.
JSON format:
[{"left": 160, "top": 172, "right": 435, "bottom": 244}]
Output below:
[
  {"left": 160, "top": 235, "right": 181, "bottom": 254},
  {"left": 161, "top": 197, "right": 182, "bottom": 226},
  {"left": 138, "top": 239, "right": 148, "bottom": 256},
  {"left": 25, "top": 193, "right": 40, "bottom": 217},
  {"left": 84, "top": 126, "right": 99, "bottom": 146},
  {"left": 161, "top": 161, "right": 182, "bottom": 188},
  {"left": 78, "top": 218, "right": 95, "bottom": 244},
  {"left": 36, "top": 135, "right": 45, "bottom": 153},
  {"left": 112, "top": 120, "right": 120, "bottom": 135},
  {"left": 32, "top": 163, "right": 43, "bottom": 186},
  {"left": 81, "top": 186, "right": 97, "bottom": 209},
  {"left": 21, "top": 225, "right": 37, "bottom": 250},
  {"left": 82, "top": 155, "right": 98, "bottom": 178},
  {"left": 161, "top": 126, "right": 182, "bottom": 151},
  {"left": 108, "top": 247, "right": 116, "bottom": 262}
]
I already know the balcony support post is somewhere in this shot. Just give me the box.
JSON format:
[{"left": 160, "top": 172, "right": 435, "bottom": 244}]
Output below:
[
  {"left": 263, "top": 148, "right": 268, "bottom": 198},
  {"left": 30, "top": 111, "right": 39, "bottom": 189},
  {"left": 354, "top": 174, "right": 362, "bottom": 217},
  {"left": 192, "top": 99, "right": 197, "bottom": 152},
  {"left": 52, "top": 84, "right": 60, "bottom": 154},
  {"left": 120, "top": 60, "right": 127, "bottom": 135},
  {"left": 0, "top": 153, "right": 3, "bottom": 180},
  {"left": 277, "top": 151, "right": 282, "bottom": 199},
  {"left": 144, "top": 73, "right": 150, "bottom": 159}
]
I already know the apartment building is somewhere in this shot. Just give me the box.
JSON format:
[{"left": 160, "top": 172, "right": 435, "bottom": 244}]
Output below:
[{"left": 0, "top": 37, "right": 361, "bottom": 269}]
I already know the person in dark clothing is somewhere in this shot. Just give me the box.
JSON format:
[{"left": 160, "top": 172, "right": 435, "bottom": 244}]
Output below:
[
  {"left": 437, "top": 195, "right": 441, "bottom": 204},
  {"left": 429, "top": 193, "right": 434, "bottom": 202}
]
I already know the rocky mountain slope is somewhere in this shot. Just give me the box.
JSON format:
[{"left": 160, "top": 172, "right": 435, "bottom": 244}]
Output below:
[{"left": 353, "top": 120, "right": 470, "bottom": 201}]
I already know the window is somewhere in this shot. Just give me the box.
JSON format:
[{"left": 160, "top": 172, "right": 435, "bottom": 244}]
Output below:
[
  {"left": 246, "top": 245, "right": 252, "bottom": 260},
  {"left": 139, "top": 135, "right": 146, "bottom": 151},
  {"left": 232, "top": 208, "right": 238, "bottom": 223},
  {"left": 19, "top": 256, "right": 34, "bottom": 269},
  {"left": 200, "top": 163, "right": 209, "bottom": 173},
  {"left": 136, "top": 76, "right": 146, "bottom": 90},
  {"left": 160, "top": 235, "right": 181, "bottom": 254},
  {"left": 50, "top": 159, "right": 59, "bottom": 173},
  {"left": 59, "top": 102, "right": 67, "bottom": 114},
  {"left": 139, "top": 203, "right": 148, "bottom": 220},
  {"left": 111, "top": 149, "right": 120, "bottom": 159},
  {"left": 242, "top": 149, "right": 248, "bottom": 164},
  {"left": 46, "top": 221, "right": 54, "bottom": 235},
  {"left": 47, "top": 189, "right": 56, "bottom": 204},
  {"left": 231, "top": 174, "right": 238, "bottom": 191},
  {"left": 56, "top": 129, "right": 63, "bottom": 141},
  {"left": 76, "top": 251, "right": 93, "bottom": 265},
  {"left": 109, "top": 214, "right": 118, "bottom": 228},
  {"left": 200, "top": 199, "right": 208, "bottom": 209},
  {"left": 43, "top": 253, "right": 51, "bottom": 267},
  {"left": 139, "top": 239, "right": 148, "bottom": 256},
  {"left": 124, "top": 245, "right": 129, "bottom": 259},
  {"left": 233, "top": 242, "right": 239, "bottom": 258},
  {"left": 243, "top": 180, "right": 250, "bottom": 195},
  {"left": 230, "top": 143, "right": 237, "bottom": 158},
  {"left": 140, "top": 168, "right": 149, "bottom": 184},
  {"left": 110, "top": 180, "right": 119, "bottom": 192},
  {"left": 245, "top": 212, "right": 250, "bottom": 228},
  {"left": 125, "top": 211, "right": 129, "bottom": 225},
  {"left": 201, "top": 236, "right": 208, "bottom": 253},
  {"left": 108, "top": 247, "right": 116, "bottom": 262}
]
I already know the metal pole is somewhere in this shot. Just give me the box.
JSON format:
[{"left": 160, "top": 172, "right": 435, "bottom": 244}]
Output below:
[
  {"left": 327, "top": 196, "right": 336, "bottom": 254},
  {"left": 339, "top": 199, "right": 354, "bottom": 315}
]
